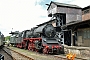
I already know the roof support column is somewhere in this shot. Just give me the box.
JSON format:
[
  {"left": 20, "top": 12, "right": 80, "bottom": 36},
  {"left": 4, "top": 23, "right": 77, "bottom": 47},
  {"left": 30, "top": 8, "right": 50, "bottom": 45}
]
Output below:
[{"left": 71, "top": 29, "right": 73, "bottom": 46}]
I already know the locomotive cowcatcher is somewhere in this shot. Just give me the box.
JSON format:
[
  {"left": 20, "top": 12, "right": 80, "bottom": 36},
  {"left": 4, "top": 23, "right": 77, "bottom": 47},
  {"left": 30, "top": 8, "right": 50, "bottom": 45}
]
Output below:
[{"left": 13, "top": 24, "right": 64, "bottom": 54}]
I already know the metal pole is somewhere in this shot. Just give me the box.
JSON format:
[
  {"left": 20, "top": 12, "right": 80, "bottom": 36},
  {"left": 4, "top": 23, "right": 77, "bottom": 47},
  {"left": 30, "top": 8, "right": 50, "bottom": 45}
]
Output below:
[{"left": 71, "top": 29, "right": 73, "bottom": 46}]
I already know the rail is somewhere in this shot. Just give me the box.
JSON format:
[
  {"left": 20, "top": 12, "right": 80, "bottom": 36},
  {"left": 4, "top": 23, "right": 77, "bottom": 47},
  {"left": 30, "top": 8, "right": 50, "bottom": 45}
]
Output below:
[
  {"left": 3, "top": 47, "right": 34, "bottom": 60},
  {"left": 10, "top": 48, "right": 34, "bottom": 60},
  {"left": 2, "top": 48, "right": 16, "bottom": 60}
]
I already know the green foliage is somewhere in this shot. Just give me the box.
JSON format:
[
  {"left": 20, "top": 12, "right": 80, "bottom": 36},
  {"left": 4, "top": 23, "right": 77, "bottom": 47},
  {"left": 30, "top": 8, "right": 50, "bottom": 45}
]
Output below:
[{"left": 5, "top": 36, "right": 10, "bottom": 41}]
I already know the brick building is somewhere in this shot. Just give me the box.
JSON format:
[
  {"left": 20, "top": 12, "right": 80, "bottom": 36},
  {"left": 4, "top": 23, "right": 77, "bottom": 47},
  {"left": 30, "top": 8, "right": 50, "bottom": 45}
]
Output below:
[
  {"left": 42, "top": 1, "right": 90, "bottom": 47},
  {"left": 82, "top": 5, "right": 90, "bottom": 21},
  {"left": 46, "top": 1, "right": 82, "bottom": 46},
  {"left": 62, "top": 5, "right": 90, "bottom": 47}
]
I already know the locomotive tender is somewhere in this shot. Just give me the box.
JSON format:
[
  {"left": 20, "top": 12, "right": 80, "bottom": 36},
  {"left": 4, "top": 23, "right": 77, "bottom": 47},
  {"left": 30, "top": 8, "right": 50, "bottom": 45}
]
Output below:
[
  {"left": 9, "top": 31, "right": 19, "bottom": 46},
  {"left": 10, "top": 24, "right": 64, "bottom": 54}
]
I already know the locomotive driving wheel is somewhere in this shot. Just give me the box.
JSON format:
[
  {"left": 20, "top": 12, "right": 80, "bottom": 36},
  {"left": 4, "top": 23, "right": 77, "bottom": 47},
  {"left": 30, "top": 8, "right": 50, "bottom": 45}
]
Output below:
[
  {"left": 16, "top": 44, "right": 19, "bottom": 48},
  {"left": 28, "top": 42, "right": 31, "bottom": 50},
  {"left": 24, "top": 41, "right": 28, "bottom": 49},
  {"left": 43, "top": 47, "right": 48, "bottom": 54}
]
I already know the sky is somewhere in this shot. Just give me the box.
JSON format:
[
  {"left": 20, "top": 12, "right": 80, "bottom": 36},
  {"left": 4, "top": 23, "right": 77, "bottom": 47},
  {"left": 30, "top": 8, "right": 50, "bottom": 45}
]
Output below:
[{"left": 0, "top": 0, "right": 90, "bottom": 37}]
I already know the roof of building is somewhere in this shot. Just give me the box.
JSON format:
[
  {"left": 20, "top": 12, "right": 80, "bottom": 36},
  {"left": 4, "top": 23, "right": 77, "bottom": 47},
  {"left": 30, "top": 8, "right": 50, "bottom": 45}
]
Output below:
[
  {"left": 82, "top": 5, "right": 90, "bottom": 11},
  {"left": 47, "top": 1, "right": 82, "bottom": 10}
]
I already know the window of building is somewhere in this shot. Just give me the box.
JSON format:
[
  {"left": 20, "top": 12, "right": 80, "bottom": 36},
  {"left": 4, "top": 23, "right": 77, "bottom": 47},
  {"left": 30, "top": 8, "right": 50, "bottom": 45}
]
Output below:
[
  {"left": 83, "top": 29, "right": 90, "bottom": 39},
  {"left": 83, "top": 30, "right": 87, "bottom": 39},
  {"left": 84, "top": 9, "right": 89, "bottom": 14},
  {"left": 87, "top": 30, "right": 90, "bottom": 38}
]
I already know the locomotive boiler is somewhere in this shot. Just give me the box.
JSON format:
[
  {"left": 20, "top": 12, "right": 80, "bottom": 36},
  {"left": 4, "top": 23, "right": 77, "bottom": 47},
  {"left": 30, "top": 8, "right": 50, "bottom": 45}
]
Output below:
[
  {"left": 29, "top": 27, "right": 40, "bottom": 38},
  {"left": 34, "top": 24, "right": 56, "bottom": 38}
]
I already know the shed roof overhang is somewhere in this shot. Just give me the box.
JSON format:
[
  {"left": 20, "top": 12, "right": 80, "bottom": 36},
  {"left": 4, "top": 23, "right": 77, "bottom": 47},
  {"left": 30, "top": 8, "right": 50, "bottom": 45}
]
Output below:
[
  {"left": 61, "top": 19, "right": 90, "bottom": 31},
  {"left": 82, "top": 5, "right": 90, "bottom": 11}
]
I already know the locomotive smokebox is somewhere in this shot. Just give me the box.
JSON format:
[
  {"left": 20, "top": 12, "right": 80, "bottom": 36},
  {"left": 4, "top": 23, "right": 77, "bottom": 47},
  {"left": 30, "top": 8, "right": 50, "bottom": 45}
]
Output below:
[{"left": 34, "top": 24, "right": 56, "bottom": 38}]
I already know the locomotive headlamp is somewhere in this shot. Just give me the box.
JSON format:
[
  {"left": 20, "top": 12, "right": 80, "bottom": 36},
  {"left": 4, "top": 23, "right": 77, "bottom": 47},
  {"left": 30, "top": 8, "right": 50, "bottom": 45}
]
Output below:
[
  {"left": 57, "top": 39, "right": 60, "bottom": 41},
  {"left": 58, "top": 40, "right": 60, "bottom": 42},
  {"left": 44, "top": 40, "right": 46, "bottom": 42},
  {"left": 57, "top": 39, "right": 61, "bottom": 43},
  {"left": 50, "top": 34, "right": 51, "bottom": 36}
]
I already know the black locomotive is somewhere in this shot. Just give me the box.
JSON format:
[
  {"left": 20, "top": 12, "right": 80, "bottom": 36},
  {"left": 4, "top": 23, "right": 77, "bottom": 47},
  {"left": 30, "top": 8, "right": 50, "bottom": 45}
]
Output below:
[{"left": 10, "top": 24, "right": 64, "bottom": 54}]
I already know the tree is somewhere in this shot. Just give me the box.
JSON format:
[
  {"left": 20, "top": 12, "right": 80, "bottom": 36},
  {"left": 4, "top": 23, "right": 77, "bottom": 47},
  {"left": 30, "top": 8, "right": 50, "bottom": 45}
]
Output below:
[{"left": 5, "top": 36, "right": 10, "bottom": 41}]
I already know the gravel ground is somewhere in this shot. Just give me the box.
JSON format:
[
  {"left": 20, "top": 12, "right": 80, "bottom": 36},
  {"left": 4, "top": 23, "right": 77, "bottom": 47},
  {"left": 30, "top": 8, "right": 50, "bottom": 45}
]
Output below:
[{"left": 8, "top": 47, "right": 87, "bottom": 60}]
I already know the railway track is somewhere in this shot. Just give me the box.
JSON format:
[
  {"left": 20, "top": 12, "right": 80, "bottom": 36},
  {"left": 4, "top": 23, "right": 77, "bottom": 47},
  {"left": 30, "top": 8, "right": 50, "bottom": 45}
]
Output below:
[
  {"left": 5, "top": 46, "right": 85, "bottom": 60},
  {"left": 0, "top": 47, "right": 13, "bottom": 60},
  {"left": 7, "top": 46, "right": 68, "bottom": 60},
  {"left": 3, "top": 47, "right": 34, "bottom": 60}
]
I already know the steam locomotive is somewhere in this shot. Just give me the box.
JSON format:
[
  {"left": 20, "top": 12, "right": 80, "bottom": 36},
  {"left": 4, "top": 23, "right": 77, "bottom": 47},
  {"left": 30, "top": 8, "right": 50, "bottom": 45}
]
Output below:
[{"left": 10, "top": 24, "right": 64, "bottom": 54}]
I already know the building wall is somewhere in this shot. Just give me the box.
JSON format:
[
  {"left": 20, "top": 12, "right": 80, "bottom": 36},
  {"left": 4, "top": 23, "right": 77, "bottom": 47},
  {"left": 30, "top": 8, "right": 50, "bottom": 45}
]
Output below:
[
  {"left": 51, "top": 21, "right": 56, "bottom": 27},
  {"left": 48, "top": 3, "right": 57, "bottom": 15},
  {"left": 82, "top": 8, "right": 90, "bottom": 21},
  {"left": 82, "top": 13, "right": 90, "bottom": 21},
  {"left": 77, "top": 28, "right": 90, "bottom": 47},
  {"left": 83, "top": 39, "right": 90, "bottom": 47},
  {"left": 57, "top": 7, "right": 82, "bottom": 23}
]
